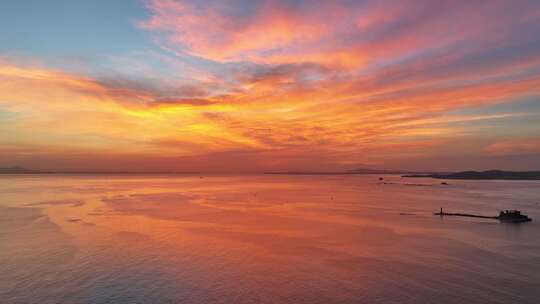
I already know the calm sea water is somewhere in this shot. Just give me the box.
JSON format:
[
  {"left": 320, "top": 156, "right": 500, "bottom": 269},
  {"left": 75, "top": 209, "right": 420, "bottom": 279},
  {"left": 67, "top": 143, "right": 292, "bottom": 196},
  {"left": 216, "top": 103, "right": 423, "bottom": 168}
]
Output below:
[{"left": 1, "top": 174, "right": 539, "bottom": 304}]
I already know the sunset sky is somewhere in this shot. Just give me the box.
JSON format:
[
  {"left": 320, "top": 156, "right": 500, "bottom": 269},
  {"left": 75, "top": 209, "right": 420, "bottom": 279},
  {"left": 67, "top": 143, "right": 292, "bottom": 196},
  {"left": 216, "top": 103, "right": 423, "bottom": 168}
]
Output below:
[{"left": 1, "top": 0, "right": 539, "bottom": 172}]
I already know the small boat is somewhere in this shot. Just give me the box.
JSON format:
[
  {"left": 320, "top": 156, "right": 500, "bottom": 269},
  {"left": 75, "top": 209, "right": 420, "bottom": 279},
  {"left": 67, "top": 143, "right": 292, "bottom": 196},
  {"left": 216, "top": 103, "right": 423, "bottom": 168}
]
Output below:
[{"left": 496, "top": 210, "right": 532, "bottom": 223}]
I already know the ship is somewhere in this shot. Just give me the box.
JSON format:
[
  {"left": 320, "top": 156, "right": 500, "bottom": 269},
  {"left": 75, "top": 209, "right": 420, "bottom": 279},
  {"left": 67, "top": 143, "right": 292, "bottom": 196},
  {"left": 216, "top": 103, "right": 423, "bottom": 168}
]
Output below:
[
  {"left": 434, "top": 208, "right": 532, "bottom": 223},
  {"left": 496, "top": 210, "right": 532, "bottom": 223}
]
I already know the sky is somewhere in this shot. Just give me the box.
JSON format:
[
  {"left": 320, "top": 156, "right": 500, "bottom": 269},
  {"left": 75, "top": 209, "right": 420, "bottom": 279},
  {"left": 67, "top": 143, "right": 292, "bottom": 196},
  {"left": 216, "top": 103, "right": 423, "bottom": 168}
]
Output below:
[{"left": 0, "top": 0, "right": 539, "bottom": 172}]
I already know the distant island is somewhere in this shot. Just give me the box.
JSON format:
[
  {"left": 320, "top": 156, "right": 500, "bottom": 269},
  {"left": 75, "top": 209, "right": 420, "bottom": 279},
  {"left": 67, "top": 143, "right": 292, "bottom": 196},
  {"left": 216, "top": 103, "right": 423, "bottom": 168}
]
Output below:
[{"left": 403, "top": 170, "right": 540, "bottom": 180}]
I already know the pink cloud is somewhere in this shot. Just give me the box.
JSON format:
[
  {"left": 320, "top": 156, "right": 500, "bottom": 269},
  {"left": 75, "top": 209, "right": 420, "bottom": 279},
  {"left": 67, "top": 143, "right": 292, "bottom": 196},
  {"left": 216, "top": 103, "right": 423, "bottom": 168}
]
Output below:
[{"left": 140, "top": 0, "right": 540, "bottom": 69}]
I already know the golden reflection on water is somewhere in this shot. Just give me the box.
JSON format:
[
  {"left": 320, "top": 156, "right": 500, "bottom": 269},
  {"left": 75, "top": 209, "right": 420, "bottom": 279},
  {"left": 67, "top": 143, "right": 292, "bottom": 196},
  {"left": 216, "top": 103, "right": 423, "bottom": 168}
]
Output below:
[{"left": 1, "top": 174, "right": 540, "bottom": 303}]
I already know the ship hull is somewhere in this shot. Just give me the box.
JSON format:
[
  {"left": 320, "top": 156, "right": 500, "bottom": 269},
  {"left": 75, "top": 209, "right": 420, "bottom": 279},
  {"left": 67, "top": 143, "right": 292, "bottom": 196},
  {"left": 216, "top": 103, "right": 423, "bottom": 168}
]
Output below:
[{"left": 497, "top": 217, "right": 532, "bottom": 223}]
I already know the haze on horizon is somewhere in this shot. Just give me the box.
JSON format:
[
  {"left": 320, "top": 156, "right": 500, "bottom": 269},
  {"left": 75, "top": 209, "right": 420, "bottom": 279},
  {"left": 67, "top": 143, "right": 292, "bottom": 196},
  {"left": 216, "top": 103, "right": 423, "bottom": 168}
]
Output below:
[{"left": 1, "top": 0, "right": 539, "bottom": 172}]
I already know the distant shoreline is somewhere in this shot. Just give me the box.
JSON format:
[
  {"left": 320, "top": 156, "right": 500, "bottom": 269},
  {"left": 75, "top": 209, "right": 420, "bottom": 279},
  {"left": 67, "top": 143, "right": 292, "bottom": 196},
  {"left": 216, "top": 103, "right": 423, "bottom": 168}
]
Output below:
[
  {"left": 0, "top": 167, "right": 423, "bottom": 176},
  {"left": 2, "top": 169, "right": 539, "bottom": 180},
  {"left": 264, "top": 171, "right": 419, "bottom": 175},
  {"left": 403, "top": 170, "right": 540, "bottom": 180},
  {"left": 0, "top": 171, "right": 412, "bottom": 175},
  {"left": 0, "top": 171, "right": 202, "bottom": 175}
]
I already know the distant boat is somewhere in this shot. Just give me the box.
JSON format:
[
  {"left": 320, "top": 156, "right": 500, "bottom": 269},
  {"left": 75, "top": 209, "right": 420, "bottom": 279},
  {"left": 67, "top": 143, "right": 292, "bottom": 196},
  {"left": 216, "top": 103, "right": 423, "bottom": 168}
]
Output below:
[
  {"left": 434, "top": 208, "right": 532, "bottom": 223},
  {"left": 497, "top": 210, "right": 532, "bottom": 223}
]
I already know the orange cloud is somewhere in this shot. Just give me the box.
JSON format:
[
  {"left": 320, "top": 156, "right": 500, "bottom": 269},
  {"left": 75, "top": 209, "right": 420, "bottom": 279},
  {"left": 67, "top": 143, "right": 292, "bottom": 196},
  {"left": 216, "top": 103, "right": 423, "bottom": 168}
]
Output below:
[{"left": 2, "top": 55, "right": 539, "bottom": 172}]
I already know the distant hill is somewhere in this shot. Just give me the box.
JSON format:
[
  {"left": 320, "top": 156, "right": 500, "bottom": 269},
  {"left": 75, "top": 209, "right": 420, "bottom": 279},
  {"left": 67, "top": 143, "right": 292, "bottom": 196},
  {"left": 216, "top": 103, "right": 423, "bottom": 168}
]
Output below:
[{"left": 403, "top": 170, "right": 540, "bottom": 180}]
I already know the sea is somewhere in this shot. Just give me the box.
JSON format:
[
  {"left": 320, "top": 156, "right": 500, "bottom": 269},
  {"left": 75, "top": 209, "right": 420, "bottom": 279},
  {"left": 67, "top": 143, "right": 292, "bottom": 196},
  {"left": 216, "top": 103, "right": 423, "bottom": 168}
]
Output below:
[{"left": 1, "top": 174, "right": 539, "bottom": 304}]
